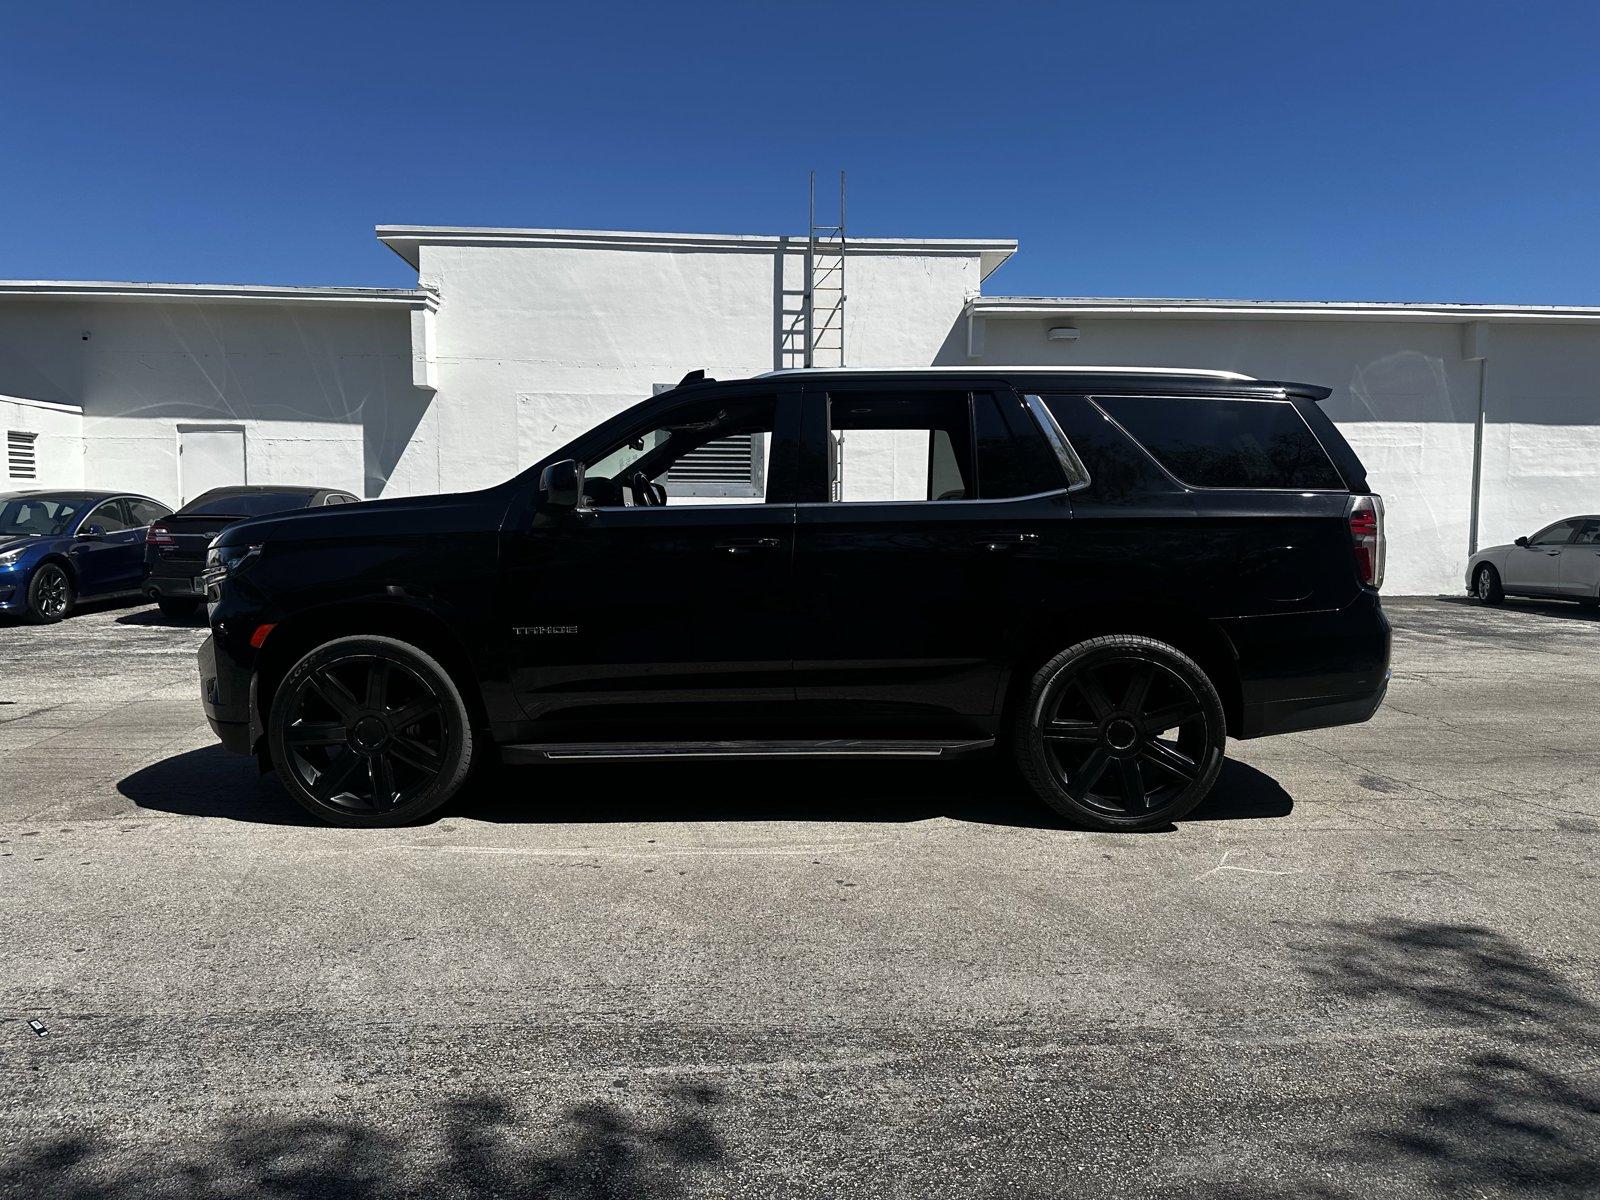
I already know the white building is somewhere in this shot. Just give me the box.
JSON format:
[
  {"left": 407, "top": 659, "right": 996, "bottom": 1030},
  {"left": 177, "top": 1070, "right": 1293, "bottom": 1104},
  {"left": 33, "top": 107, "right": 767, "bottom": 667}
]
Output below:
[{"left": 4, "top": 224, "right": 1600, "bottom": 595}]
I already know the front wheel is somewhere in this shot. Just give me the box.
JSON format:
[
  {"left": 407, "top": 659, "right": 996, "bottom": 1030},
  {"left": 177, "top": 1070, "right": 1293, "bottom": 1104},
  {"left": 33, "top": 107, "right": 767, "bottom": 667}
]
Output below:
[
  {"left": 1012, "top": 635, "right": 1226, "bottom": 832},
  {"left": 25, "top": 563, "right": 74, "bottom": 623},
  {"left": 267, "top": 635, "right": 475, "bottom": 827},
  {"left": 1474, "top": 564, "right": 1504, "bottom": 604}
]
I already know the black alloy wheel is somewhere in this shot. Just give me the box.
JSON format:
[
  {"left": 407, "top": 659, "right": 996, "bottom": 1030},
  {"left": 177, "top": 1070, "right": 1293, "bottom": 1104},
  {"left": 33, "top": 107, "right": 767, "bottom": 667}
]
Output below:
[
  {"left": 269, "top": 636, "right": 473, "bottom": 826},
  {"left": 26, "top": 563, "right": 74, "bottom": 623},
  {"left": 1015, "top": 635, "right": 1226, "bottom": 831}
]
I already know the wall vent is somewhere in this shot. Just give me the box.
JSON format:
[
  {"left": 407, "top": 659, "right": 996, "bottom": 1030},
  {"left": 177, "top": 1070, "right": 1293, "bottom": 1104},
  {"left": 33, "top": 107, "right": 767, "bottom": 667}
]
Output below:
[
  {"left": 665, "top": 433, "right": 764, "bottom": 498},
  {"left": 6, "top": 431, "right": 37, "bottom": 480}
]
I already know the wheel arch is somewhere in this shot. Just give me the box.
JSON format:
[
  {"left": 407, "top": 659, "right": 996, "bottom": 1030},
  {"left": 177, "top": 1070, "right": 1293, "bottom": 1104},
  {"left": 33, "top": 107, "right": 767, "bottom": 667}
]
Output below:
[
  {"left": 253, "top": 601, "right": 490, "bottom": 739},
  {"left": 1001, "top": 603, "right": 1242, "bottom": 737}
]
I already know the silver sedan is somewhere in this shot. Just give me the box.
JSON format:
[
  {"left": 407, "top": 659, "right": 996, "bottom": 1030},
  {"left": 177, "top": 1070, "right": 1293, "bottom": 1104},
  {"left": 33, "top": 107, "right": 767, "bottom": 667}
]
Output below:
[{"left": 1467, "top": 515, "right": 1600, "bottom": 607}]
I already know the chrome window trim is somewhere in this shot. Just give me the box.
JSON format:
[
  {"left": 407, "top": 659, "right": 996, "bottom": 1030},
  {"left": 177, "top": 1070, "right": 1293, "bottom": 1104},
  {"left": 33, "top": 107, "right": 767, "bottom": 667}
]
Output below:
[{"left": 1022, "top": 394, "right": 1091, "bottom": 492}]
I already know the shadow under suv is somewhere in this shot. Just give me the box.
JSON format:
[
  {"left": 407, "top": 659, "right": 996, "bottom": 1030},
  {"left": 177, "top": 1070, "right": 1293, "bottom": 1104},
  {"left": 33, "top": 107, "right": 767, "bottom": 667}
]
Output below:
[{"left": 197, "top": 367, "right": 1390, "bottom": 830}]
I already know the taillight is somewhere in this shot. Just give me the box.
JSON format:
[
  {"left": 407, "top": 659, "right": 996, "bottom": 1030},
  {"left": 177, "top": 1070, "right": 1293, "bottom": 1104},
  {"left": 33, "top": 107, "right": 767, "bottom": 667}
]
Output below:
[
  {"left": 1349, "top": 494, "right": 1385, "bottom": 589},
  {"left": 146, "top": 523, "right": 175, "bottom": 546}
]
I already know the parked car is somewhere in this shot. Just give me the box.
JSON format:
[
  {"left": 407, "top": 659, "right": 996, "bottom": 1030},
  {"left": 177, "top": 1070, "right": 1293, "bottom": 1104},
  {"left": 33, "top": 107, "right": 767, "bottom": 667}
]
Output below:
[
  {"left": 1467, "top": 515, "right": 1600, "bottom": 607},
  {"left": 197, "top": 367, "right": 1391, "bottom": 830},
  {"left": 0, "top": 490, "right": 173, "bottom": 623},
  {"left": 145, "top": 485, "right": 360, "bottom": 618}
]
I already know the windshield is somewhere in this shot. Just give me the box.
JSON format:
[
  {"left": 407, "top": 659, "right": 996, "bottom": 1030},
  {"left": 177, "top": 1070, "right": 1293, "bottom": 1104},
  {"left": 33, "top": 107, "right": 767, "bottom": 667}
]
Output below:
[
  {"left": 0, "top": 495, "right": 86, "bottom": 537},
  {"left": 181, "top": 491, "right": 314, "bottom": 518}
]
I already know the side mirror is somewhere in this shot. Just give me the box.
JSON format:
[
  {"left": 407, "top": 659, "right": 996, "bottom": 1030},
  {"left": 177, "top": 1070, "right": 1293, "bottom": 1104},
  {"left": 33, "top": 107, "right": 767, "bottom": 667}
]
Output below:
[
  {"left": 79, "top": 524, "right": 106, "bottom": 540},
  {"left": 1515, "top": 536, "right": 1529, "bottom": 547},
  {"left": 538, "top": 459, "right": 586, "bottom": 512}
]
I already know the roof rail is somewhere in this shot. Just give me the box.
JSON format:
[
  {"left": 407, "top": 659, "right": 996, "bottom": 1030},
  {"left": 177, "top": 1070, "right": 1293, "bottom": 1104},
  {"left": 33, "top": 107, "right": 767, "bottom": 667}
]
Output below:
[{"left": 752, "top": 365, "right": 1257, "bottom": 381}]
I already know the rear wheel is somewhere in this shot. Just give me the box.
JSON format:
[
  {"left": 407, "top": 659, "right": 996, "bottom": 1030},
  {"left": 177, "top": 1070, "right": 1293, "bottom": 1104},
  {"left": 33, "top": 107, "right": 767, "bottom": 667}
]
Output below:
[
  {"left": 267, "top": 635, "right": 474, "bottom": 826},
  {"left": 1013, "top": 635, "right": 1226, "bottom": 831},
  {"left": 1474, "top": 564, "right": 1504, "bottom": 604},
  {"left": 25, "top": 564, "right": 74, "bottom": 623},
  {"left": 157, "top": 597, "right": 201, "bottom": 619}
]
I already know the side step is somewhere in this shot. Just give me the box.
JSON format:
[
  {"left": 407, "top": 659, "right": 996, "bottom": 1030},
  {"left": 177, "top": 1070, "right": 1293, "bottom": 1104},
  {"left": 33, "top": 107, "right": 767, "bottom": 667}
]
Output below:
[{"left": 499, "top": 738, "right": 994, "bottom": 765}]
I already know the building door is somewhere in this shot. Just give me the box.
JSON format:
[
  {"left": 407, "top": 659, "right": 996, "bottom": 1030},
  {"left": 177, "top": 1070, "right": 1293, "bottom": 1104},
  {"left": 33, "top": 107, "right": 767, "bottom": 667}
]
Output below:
[{"left": 178, "top": 426, "right": 246, "bottom": 506}]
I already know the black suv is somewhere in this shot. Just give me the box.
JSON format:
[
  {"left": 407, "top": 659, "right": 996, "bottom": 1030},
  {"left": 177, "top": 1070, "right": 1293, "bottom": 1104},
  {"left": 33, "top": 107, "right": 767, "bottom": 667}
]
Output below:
[{"left": 197, "top": 367, "right": 1390, "bottom": 830}]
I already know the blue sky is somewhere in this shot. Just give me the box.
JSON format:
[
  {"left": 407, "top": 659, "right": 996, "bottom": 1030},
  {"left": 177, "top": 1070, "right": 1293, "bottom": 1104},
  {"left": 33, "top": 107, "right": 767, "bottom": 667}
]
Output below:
[{"left": 3, "top": 1, "right": 1598, "bottom": 302}]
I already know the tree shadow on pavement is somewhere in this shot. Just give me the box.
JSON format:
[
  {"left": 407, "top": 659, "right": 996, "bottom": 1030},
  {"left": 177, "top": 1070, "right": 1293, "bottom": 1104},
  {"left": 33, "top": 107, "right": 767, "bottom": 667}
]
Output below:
[
  {"left": 119, "top": 746, "right": 1290, "bottom": 830},
  {"left": 0, "top": 1086, "right": 726, "bottom": 1200},
  {"left": 1183, "top": 922, "right": 1600, "bottom": 1199}
]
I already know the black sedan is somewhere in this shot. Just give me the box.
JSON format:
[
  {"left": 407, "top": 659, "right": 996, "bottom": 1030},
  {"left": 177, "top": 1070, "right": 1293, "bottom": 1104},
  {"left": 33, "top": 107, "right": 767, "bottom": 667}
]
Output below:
[{"left": 144, "top": 486, "right": 359, "bottom": 617}]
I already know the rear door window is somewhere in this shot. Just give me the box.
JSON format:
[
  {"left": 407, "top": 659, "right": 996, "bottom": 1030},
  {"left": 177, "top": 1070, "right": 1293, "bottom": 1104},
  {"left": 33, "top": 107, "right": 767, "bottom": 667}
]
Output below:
[
  {"left": 127, "top": 499, "right": 169, "bottom": 527},
  {"left": 1095, "top": 396, "right": 1345, "bottom": 490},
  {"left": 85, "top": 500, "right": 135, "bottom": 533}
]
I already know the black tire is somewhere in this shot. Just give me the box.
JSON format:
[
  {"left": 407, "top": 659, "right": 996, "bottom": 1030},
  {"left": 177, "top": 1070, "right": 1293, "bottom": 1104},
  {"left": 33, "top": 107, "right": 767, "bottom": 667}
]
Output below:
[
  {"left": 1473, "top": 563, "right": 1504, "bottom": 604},
  {"left": 157, "top": 597, "right": 201, "bottom": 619},
  {"left": 25, "top": 563, "right": 74, "bottom": 624},
  {"left": 267, "top": 635, "right": 474, "bottom": 827},
  {"left": 1012, "top": 635, "right": 1226, "bottom": 832}
]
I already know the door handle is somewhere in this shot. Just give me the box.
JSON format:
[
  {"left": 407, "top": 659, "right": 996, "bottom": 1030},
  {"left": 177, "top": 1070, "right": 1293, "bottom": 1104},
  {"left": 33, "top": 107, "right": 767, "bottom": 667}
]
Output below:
[
  {"left": 973, "top": 533, "right": 1040, "bottom": 553},
  {"left": 716, "top": 537, "right": 782, "bottom": 555}
]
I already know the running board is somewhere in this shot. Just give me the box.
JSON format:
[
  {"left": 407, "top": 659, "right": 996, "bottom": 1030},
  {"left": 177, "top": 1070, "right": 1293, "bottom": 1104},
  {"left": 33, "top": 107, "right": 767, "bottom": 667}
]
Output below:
[{"left": 499, "top": 738, "right": 994, "bottom": 764}]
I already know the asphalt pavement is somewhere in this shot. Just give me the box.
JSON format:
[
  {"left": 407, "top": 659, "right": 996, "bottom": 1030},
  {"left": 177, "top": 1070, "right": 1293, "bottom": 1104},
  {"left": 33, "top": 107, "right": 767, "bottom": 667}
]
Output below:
[{"left": 1, "top": 596, "right": 1596, "bottom": 1198}]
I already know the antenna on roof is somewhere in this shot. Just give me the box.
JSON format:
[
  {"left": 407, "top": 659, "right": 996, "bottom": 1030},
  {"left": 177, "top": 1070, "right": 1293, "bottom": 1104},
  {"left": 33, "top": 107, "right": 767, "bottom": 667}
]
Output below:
[{"left": 677, "top": 369, "right": 710, "bottom": 386}]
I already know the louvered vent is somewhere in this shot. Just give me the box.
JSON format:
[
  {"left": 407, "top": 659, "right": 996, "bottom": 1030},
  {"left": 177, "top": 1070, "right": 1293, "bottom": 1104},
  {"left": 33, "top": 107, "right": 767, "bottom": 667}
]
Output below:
[
  {"left": 665, "top": 434, "right": 764, "bottom": 498},
  {"left": 7, "top": 431, "right": 37, "bottom": 480}
]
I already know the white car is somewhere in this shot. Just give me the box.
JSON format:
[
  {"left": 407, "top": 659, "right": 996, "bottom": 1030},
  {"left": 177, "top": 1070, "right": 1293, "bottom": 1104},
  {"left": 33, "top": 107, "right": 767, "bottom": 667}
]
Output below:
[{"left": 1467, "top": 515, "right": 1600, "bottom": 607}]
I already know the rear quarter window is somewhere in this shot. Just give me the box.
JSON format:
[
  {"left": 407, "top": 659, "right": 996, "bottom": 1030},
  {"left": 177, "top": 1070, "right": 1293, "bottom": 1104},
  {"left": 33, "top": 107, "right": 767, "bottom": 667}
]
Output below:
[{"left": 1095, "top": 396, "right": 1345, "bottom": 490}]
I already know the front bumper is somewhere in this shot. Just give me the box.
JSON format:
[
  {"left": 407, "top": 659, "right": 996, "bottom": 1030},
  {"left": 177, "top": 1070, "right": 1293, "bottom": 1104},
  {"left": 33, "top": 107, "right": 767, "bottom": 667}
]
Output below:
[{"left": 198, "top": 632, "right": 256, "bottom": 755}]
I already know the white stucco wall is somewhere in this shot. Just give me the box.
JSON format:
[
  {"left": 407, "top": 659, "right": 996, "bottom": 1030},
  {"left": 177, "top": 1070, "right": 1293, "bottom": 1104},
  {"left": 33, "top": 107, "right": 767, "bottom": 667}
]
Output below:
[
  {"left": 410, "top": 235, "right": 989, "bottom": 491},
  {"left": 0, "top": 296, "right": 427, "bottom": 507},
  {"left": 964, "top": 315, "right": 1583, "bottom": 596},
  {"left": 1, "top": 395, "right": 84, "bottom": 490}
]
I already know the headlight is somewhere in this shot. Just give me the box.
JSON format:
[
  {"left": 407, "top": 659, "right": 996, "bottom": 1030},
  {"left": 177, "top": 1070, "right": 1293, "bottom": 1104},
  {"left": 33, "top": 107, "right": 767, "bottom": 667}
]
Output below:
[
  {"left": 202, "top": 542, "right": 262, "bottom": 586},
  {"left": 0, "top": 547, "right": 24, "bottom": 567}
]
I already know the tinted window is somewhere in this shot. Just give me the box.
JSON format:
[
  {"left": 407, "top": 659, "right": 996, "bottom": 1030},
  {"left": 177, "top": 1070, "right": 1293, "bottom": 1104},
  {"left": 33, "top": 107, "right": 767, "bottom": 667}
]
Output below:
[
  {"left": 127, "top": 499, "right": 169, "bottom": 527},
  {"left": 974, "top": 393, "right": 1061, "bottom": 498},
  {"left": 0, "top": 494, "right": 85, "bottom": 536},
  {"left": 83, "top": 500, "right": 134, "bottom": 534},
  {"left": 1530, "top": 520, "right": 1581, "bottom": 547},
  {"left": 1096, "top": 396, "right": 1344, "bottom": 490},
  {"left": 1575, "top": 521, "right": 1600, "bottom": 546},
  {"left": 1040, "top": 394, "right": 1174, "bottom": 502},
  {"left": 182, "top": 491, "right": 315, "bottom": 517}
]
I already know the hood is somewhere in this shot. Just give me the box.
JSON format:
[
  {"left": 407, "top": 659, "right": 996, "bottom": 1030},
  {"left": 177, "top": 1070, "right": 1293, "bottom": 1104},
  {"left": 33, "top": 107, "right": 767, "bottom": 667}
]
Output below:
[
  {"left": 212, "top": 483, "right": 517, "bottom": 548},
  {"left": 0, "top": 534, "right": 45, "bottom": 558}
]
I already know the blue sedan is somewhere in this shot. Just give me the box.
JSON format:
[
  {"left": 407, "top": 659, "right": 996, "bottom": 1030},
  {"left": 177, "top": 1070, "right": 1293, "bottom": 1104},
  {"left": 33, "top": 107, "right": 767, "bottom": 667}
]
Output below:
[{"left": 0, "top": 490, "right": 174, "bottom": 623}]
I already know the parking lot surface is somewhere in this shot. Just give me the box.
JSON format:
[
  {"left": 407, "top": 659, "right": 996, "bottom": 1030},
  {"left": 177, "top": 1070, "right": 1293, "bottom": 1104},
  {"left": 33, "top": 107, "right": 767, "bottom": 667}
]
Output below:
[{"left": 2, "top": 597, "right": 1597, "bottom": 1198}]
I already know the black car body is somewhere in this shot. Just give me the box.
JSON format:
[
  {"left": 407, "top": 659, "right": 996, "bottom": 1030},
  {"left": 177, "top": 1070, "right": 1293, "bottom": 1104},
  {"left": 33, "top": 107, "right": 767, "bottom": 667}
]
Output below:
[
  {"left": 145, "top": 485, "right": 358, "bottom": 616},
  {"left": 198, "top": 367, "right": 1390, "bottom": 830}
]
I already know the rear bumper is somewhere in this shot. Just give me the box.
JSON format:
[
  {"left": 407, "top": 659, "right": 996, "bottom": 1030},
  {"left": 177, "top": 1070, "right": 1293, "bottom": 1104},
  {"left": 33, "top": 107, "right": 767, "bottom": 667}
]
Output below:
[
  {"left": 1226, "top": 590, "right": 1392, "bottom": 739},
  {"left": 198, "top": 632, "right": 257, "bottom": 755},
  {"left": 145, "top": 562, "right": 207, "bottom": 599}
]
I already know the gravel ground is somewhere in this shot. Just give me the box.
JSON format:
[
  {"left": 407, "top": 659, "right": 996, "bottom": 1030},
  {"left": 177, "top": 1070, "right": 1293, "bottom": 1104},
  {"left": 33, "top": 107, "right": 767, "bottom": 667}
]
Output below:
[{"left": 1, "top": 596, "right": 1596, "bottom": 1198}]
